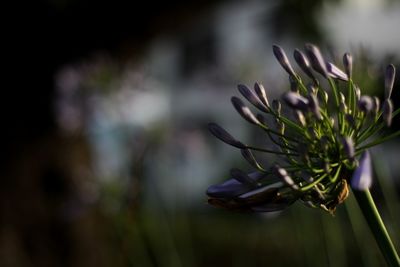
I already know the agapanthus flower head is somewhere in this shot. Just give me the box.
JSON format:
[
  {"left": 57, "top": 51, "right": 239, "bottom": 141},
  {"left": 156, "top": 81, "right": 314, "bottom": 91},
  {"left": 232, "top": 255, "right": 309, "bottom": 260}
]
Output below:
[{"left": 207, "top": 43, "right": 399, "bottom": 214}]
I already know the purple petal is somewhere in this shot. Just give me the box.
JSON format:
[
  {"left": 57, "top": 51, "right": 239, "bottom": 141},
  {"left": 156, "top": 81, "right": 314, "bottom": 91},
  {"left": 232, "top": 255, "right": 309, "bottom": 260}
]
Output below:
[
  {"left": 238, "top": 182, "right": 283, "bottom": 200},
  {"left": 273, "top": 44, "right": 297, "bottom": 77},
  {"left": 358, "top": 95, "right": 374, "bottom": 113},
  {"left": 254, "top": 82, "right": 270, "bottom": 107},
  {"left": 293, "top": 49, "right": 317, "bottom": 82},
  {"left": 326, "top": 62, "right": 348, "bottom": 81},
  {"left": 237, "top": 84, "right": 269, "bottom": 112},
  {"left": 282, "top": 91, "right": 309, "bottom": 112},
  {"left": 385, "top": 64, "right": 396, "bottom": 99},
  {"left": 208, "top": 123, "right": 246, "bottom": 148},
  {"left": 382, "top": 99, "right": 393, "bottom": 127},
  {"left": 308, "top": 94, "right": 322, "bottom": 120},
  {"left": 231, "top": 96, "right": 261, "bottom": 125},
  {"left": 342, "top": 136, "right": 355, "bottom": 160},
  {"left": 343, "top": 53, "right": 353, "bottom": 77},
  {"left": 351, "top": 151, "right": 372, "bottom": 191},
  {"left": 241, "top": 149, "right": 263, "bottom": 170},
  {"left": 275, "top": 165, "right": 299, "bottom": 190},
  {"left": 230, "top": 168, "right": 257, "bottom": 186},
  {"left": 304, "top": 43, "right": 329, "bottom": 78},
  {"left": 206, "top": 179, "right": 251, "bottom": 198}
]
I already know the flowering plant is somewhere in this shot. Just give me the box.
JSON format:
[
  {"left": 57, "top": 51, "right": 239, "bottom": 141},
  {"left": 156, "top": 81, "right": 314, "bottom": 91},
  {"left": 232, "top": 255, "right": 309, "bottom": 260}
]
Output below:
[{"left": 206, "top": 44, "right": 400, "bottom": 266}]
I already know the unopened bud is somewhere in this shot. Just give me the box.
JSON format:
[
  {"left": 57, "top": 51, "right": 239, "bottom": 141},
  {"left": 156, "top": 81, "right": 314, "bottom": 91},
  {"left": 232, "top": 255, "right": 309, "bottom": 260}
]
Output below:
[
  {"left": 304, "top": 43, "right": 329, "bottom": 78},
  {"left": 385, "top": 64, "right": 396, "bottom": 99},
  {"left": 322, "top": 91, "right": 329, "bottom": 104},
  {"left": 273, "top": 45, "right": 297, "bottom": 77},
  {"left": 230, "top": 168, "right": 256, "bottom": 186},
  {"left": 283, "top": 91, "right": 309, "bottom": 112},
  {"left": 231, "top": 97, "right": 261, "bottom": 125},
  {"left": 241, "top": 149, "right": 263, "bottom": 170},
  {"left": 238, "top": 84, "right": 269, "bottom": 113},
  {"left": 343, "top": 53, "right": 353, "bottom": 78},
  {"left": 326, "top": 62, "right": 348, "bottom": 81},
  {"left": 358, "top": 95, "right": 374, "bottom": 113},
  {"left": 382, "top": 99, "right": 393, "bottom": 126},
  {"left": 208, "top": 123, "right": 246, "bottom": 149},
  {"left": 275, "top": 165, "right": 299, "bottom": 190},
  {"left": 373, "top": 96, "right": 380, "bottom": 115},
  {"left": 272, "top": 100, "right": 282, "bottom": 115},
  {"left": 308, "top": 94, "right": 322, "bottom": 120},
  {"left": 341, "top": 136, "right": 355, "bottom": 160},
  {"left": 355, "top": 86, "right": 361, "bottom": 101},
  {"left": 293, "top": 49, "right": 317, "bottom": 82},
  {"left": 254, "top": 82, "right": 270, "bottom": 108}
]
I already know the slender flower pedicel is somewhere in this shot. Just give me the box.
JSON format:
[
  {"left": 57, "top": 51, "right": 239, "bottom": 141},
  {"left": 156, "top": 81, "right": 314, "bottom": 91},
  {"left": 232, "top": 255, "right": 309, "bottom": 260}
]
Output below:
[{"left": 206, "top": 44, "right": 400, "bottom": 266}]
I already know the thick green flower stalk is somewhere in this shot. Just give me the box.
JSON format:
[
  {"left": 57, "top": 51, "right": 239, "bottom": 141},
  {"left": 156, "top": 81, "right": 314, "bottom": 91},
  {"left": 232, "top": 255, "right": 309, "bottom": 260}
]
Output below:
[{"left": 206, "top": 43, "right": 400, "bottom": 266}]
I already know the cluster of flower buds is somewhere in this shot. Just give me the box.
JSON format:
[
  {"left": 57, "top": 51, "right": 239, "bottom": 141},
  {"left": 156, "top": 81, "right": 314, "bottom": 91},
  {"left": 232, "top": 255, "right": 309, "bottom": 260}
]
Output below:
[{"left": 206, "top": 44, "right": 399, "bottom": 214}]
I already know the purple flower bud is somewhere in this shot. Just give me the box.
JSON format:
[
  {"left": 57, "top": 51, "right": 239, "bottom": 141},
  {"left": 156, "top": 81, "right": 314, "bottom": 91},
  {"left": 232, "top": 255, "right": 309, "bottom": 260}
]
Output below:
[
  {"left": 351, "top": 151, "right": 372, "bottom": 191},
  {"left": 230, "top": 168, "right": 257, "bottom": 186},
  {"left": 275, "top": 165, "right": 299, "bottom": 190},
  {"left": 326, "top": 62, "right": 348, "bottom": 81},
  {"left": 382, "top": 99, "right": 393, "bottom": 126},
  {"left": 304, "top": 43, "right": 329, "bottom": 78},
  {"left": 272, "top": 99, "right": 282, "bottom": 115},
  {"left": 358, "top": 95, "right": 374, "bottom": 113},
  {"left": 341, "top": 136, "right": 355, "bottom": 160},
  {"left": 283, "top": 91, "right": 309, "bottom": 112},
  {"left": 256, "top": 113, "right": 267, "bottom": 126},
  {"left": 206, "top": 178, "right": 252, "bottom": 198},
  {"left": 373, "top": 96, "right": 380, "bottom": 114},
  {"left": 238, "top": 184, "right": 281, "bottom": 203},
  {"left": 208, "top": 123, "right": 246, "bottom": 149},
  {"left": 308, "top": 94, "right": 322, "bottom": 120},
  {"left": 272, "top": 45, "right": 297, "bottom": 77},
  {"left": 231, "top": 96, "right": 261, "bottom": 125},
  {"left": 385, "top": 64, "right": 396, "bottom": 99},
  {"left": 241, "top": 149, "right": 263, "bottom": 170},
  {"left": 254, "top": 82, "right": 270, "bottom": 108},
  {"left": 293, "top": 49, "right": 317, "bottom": 82},
  {"left": 238, "top": 84, "right": 269, "bottom": 112},
  {"left": 343, "top": 53, "right": 353, "bottom": 78}
]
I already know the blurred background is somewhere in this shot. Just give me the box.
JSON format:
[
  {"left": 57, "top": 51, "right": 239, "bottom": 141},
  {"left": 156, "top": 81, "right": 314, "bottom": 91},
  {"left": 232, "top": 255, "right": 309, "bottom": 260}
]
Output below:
[{"left": 2, "top": 0, "right": 400, "bottom": 266}]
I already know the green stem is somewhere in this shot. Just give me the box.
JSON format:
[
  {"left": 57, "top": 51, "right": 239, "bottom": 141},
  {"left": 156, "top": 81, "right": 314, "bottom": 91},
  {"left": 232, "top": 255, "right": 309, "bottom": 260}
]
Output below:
[{"left": 353, "top": 189, "right": 400, "bottom": 267}]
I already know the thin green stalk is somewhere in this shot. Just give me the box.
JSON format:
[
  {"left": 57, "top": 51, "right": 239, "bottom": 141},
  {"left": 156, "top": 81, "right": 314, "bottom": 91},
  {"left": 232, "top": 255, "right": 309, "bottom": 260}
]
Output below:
[
  {"left": 356, "top": 131, "right": 400, "bottom": 152},
  {"left": 353, "top": 189, "right": 400, "bottom": 267}
]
